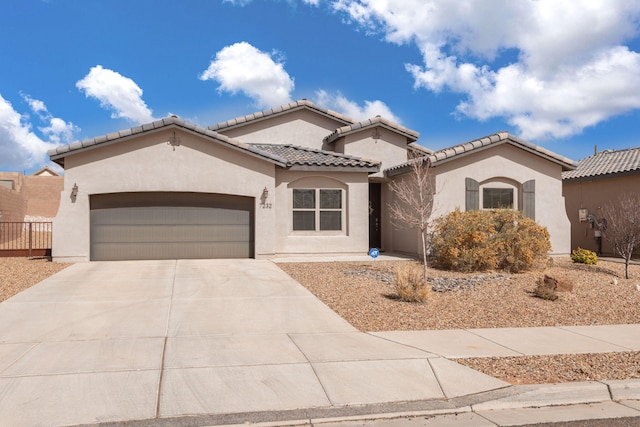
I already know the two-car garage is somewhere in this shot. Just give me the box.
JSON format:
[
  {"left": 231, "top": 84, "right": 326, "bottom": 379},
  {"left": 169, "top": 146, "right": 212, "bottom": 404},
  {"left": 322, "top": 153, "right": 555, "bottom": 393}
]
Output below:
[{"left": 89, "top": 192, "right": 254, "bottom": 261}]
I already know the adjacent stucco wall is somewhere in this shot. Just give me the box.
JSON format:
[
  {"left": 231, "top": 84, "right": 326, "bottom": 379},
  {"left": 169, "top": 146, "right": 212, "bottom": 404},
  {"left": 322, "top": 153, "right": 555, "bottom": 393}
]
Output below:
[
  {"left": 24, "top": 175, "right": 63, "bottom": 219},
  {"left": 334, "top": 128, "right": 408, "bottom": 178},
  {"left": 273, "top": 170, "right": 370, "bottom": 255},
  {"left": 0, "top": 172, "right": 62, "bottom": 222},
  {"left": 217, "top": 110, "right": 346, "bottom": 151},
  {"left": 53, "top": 128, "right": 276, "bottom": 262},
  {"left": 563, "top": 173, "right": 640, "bottom": 256}
]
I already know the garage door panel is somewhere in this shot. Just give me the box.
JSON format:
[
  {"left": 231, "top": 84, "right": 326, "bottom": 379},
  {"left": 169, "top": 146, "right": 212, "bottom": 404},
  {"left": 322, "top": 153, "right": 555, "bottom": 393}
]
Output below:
[
  {"left": 92, "top": 241, "right": 251, "bottom": 261},
  {"left": 92, "top": 224, "right": 251, "bottom": 244},
  {"left": 90, "top": 193, "right": 254, "bottom": 261}
]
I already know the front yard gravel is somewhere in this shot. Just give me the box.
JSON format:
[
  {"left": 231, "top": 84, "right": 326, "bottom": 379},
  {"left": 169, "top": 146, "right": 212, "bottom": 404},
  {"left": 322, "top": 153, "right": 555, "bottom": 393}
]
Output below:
[
  {"left": 278, "top": 257, "right": 640, "bottom": 384},
  {"left": 0, "top": 257, "right": 70, "bottom": 303}
]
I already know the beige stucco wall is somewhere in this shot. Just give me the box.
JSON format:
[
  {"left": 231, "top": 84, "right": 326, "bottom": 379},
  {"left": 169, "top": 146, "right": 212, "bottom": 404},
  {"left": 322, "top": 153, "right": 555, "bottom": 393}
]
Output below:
[
  {"left": 563, "top": 173, "right": 640, "bottom": 256},
  {"left": 217, "top": 110, "right": 345, "bottom": 151},
  {"left": 334, "top": 128, "right": 408, "bottom": 178},
  {"left": 272, "top": 170, "right": 371, "bottom": 255},
  {"left": 386, "top": 143, "right": 571, "bottom": 256},
  {"left": 52, "top": 128, "right": 277, "bottom": 262}
]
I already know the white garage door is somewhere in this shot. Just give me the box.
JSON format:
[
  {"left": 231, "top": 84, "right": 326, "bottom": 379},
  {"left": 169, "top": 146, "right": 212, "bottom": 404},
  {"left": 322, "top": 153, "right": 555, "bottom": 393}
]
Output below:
[{"left": 90, "top": 192, "right": 254, "bottom": 261}]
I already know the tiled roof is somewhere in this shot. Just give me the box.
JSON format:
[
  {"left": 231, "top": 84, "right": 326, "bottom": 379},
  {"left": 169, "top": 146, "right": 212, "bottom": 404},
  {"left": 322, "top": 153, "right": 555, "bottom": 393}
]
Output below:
[
  {"left": 251, "top": 144, "right": 380, "bottom": 171},
  {"left": 48, "top": 116, "right": 287, "bottom": 167},
  {"left": 562, "top": 147, "right": 640, "bottom": 181},
  {"left": 209, "top": 99, "right": 355, "bottom": 132},
  {"left": 323, "top": 116, "right": 420, "bottom": 144},
  {"left": 385, "top": 131, "right": 576, "bottom": 176}
]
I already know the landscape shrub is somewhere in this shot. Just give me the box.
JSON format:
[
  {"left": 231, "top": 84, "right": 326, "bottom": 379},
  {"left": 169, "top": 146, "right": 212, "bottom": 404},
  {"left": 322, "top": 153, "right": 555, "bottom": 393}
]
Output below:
[
  {"left": 431, "top": 209, "right": 551, "bottom": 273},
  {"left": 570, "top": 247, "right": 598, "bottom": 265},
  {"left": 395, "top": 264, "right": 431, "bottom": 302},
  {"left": 533, "top": 275, "right": 559, "bottom": 301}
]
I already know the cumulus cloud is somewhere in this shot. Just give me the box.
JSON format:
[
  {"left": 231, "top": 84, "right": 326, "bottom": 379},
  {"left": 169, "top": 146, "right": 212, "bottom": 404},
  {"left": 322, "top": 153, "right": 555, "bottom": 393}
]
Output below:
[
  {"left": 333, "top": 0, "right": 640, "bottom": 140},
  {"left": 0, "top": 94, "right": 75, "bottom": 171},
  {"left": 315, "top": 90, "right": 401, "bottom": 122},
  {"left": 200, "top": 41, "right": 294, "bottom": 108},
  {"left": 76, "top": 65, "right": 155, "bottom": 124}
]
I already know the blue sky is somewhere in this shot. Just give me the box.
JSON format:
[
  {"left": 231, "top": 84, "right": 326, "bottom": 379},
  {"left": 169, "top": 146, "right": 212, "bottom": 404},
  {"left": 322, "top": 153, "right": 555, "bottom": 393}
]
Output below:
[{"left": 1, "top": 0, "right": 640, "bottom": 173}]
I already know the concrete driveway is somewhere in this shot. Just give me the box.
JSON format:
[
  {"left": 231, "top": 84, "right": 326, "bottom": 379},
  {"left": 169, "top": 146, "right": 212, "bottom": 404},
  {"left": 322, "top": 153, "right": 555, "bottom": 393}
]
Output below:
[{"left": 0, "top": 259, "right": 507, "bottom": 426}]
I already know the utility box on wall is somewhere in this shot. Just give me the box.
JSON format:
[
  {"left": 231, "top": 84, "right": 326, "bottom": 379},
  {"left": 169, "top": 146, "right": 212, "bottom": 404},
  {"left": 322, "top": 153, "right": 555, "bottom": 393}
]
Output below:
[{"left": 578, "top": 208, "right": 588, "bottom": 222}]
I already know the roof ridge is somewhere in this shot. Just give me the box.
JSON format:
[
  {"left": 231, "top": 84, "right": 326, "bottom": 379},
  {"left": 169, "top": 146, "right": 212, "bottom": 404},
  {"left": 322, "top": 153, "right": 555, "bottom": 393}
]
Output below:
[
  {"left": 385, "top": 131, "right": 575, "bottom": 176},
  {"left": 209, "top": 99, "right": 355, "bottom": 132},
  {"left": 324, "top": 115, "right": 420, "bottom": 144}
]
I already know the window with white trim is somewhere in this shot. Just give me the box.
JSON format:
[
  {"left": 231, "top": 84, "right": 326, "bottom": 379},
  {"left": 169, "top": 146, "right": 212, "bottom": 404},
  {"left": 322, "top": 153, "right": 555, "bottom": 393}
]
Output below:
[{"left": 293, "top": 188, "right": 343, "bottom": 231}]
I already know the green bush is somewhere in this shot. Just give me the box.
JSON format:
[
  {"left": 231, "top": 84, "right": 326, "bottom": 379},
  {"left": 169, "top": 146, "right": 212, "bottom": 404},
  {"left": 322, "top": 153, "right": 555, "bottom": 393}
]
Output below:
[
  {"left": 570, "top": 247, "right": 598, "bottom": 265},
  {"left": 431, "top": 209, "right": 551, "bottom": 273}
]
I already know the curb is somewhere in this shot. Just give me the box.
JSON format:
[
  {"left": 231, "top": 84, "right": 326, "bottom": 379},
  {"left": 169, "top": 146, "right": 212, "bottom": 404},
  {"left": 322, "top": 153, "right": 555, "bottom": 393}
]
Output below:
[{"left": 75, "top": 380, "right": 640, "bottom": 427}]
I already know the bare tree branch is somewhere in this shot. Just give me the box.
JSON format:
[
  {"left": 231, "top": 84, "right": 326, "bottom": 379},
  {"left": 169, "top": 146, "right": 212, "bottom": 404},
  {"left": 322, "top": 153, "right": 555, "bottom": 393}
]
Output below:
[
  {"left": 387, "top": 154, "right": 435, "bottom": 281},
  {"left": 600, "top": 193, "right": 640, "bottom": 279}
]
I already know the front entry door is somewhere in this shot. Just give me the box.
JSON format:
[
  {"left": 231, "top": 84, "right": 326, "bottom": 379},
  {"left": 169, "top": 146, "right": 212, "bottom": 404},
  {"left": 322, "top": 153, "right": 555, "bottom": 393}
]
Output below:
[{"left": 369, "top": 183, "right": 381, "bottom": 249}]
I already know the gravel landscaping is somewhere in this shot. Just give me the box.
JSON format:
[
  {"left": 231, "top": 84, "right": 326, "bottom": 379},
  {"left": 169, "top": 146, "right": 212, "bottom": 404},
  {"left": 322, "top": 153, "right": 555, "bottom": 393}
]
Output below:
[
  {"left": 0, "top": 257, "right": 71, "bottom": 303},
  {"left": 279, "top": 257, "right": 640, "bottom": 384}
]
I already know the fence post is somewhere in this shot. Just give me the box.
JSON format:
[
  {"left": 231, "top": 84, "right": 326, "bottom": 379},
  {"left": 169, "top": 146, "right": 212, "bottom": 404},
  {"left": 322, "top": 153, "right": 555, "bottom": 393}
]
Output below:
[{"left": 28, "top": 222, "right": 32, "bottom": 258}]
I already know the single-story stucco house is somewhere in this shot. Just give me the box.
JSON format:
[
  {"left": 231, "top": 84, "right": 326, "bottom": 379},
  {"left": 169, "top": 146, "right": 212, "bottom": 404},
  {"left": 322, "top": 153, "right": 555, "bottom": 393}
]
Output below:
[
  {"left": 48, "top": 100, "right": 575, "bottom": 262},
  {"left": 563, "top": 146, "right": 640, "bottom": 256}
]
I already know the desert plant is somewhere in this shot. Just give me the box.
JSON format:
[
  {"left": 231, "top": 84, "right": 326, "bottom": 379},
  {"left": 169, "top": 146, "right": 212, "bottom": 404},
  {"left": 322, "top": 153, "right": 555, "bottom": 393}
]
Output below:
[
  {"left": 395, "top": 264, "right": 431, "bottom": 302},
  {"left": 571, "top": 247, "right": 598, "bottom": 265},
  {"left": 533, "top": 275, "right": 559, "bottom": 301},
  {"left": 432, "top": 209, "right": 551, "bottom": 273}
]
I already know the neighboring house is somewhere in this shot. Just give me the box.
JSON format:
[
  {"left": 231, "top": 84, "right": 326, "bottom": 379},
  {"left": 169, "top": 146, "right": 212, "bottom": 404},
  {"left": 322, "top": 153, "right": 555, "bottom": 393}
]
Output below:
[
  {"left": 562, "top": 147, "right": 640, "bottom": 256},
  {"left": 0, "top": 167, "right": 63, "bottom": 222},
  {"left": 48, "top": 100, "right": 575, "bottom": 262}
]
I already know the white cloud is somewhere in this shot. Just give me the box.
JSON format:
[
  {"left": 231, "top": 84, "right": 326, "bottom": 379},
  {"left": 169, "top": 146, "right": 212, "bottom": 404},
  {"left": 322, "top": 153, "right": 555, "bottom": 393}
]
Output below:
[
  {"left": 333, "top": 0, "right": 640, "bottom": 140},
  {"left": 0, "top": 94, "right": 73, "bottom": 171},
  {"left": 200, "top": 42, "right": 295, "bottom": 108},
  {"left": 76, "top": 65, "right": 155, "bottom": 124},
  {"left": 315, "top": 90, "right": 401, "bottom": 122}
]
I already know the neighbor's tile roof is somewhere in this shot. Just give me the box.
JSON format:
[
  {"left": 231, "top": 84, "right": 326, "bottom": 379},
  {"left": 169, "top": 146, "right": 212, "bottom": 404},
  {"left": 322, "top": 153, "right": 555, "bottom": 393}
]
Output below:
[
  {"left": 385, "top": 131, "right": 576, "bottom": 176},
  {"left": 251, "top": 144, "right": 380, "bottom": 171},
  {"left": 562, "top": 147, "right": 640, "bottom": 180},
  {"left": 209, "top": 99, "right": 355, "bottom": 132},
  {"left": 324, "top": 116, "right": 420, "bottom": 144},
  {"left": 48, "top": 116, "right": 287, "bottom": 167}
]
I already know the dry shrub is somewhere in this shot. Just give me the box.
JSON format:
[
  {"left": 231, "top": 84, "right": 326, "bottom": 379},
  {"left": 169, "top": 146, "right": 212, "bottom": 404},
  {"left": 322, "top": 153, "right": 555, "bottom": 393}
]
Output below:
[
  {"left": 432, "top": 209, "right": 551, "bottom": 273},
  {"left": 395, "top": 264, "right": 431, "bottom": 303},
  {"left": 533, "top": 275, "right": 559, "bottom": 301}
]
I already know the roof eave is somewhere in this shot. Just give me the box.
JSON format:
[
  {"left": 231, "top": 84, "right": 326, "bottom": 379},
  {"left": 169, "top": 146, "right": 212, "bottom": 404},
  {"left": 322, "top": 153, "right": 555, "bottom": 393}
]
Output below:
[
  {"left": 285, "top": 165, "right": 380, "bottom": 173},
  {"left": 210, "top": 100, "right": 355, "bottom": 132},
  {"left": 48, "top": 119, "right": 288, "bottom": 168},
  {"left": 324, "top": 121, "right": 420, "bottom": 145}
]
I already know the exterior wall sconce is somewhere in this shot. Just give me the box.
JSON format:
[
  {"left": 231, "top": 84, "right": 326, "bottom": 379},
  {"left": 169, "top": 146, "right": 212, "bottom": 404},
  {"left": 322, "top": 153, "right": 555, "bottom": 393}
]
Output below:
[
  {"left": 260, "top": 187, "right": 271, "bottom": 209},
  {"left": 70, "top": 183, "right": 78, "bottom": 203}
]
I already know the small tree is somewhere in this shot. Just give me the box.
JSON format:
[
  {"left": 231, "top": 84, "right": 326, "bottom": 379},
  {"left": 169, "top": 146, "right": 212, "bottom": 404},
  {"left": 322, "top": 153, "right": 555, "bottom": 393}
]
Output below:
[
  {"left": 388, "top": 154, "right": 435, "bottom": 281},
  {"left": 600, "top": 193, "right": 640, "bottom": 279}
]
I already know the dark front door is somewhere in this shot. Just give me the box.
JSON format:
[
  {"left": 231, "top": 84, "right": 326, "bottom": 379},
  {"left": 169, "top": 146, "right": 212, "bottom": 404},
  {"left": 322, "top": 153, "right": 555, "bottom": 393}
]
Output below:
[{"left": 369, "top": 183, "right": 382, "bottom": 249}]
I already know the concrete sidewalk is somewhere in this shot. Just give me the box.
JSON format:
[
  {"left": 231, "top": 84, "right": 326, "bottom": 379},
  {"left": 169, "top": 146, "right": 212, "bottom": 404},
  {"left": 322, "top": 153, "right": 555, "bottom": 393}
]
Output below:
[{"left": 0, "top": 259, "right": 638, "bottom": 427}]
